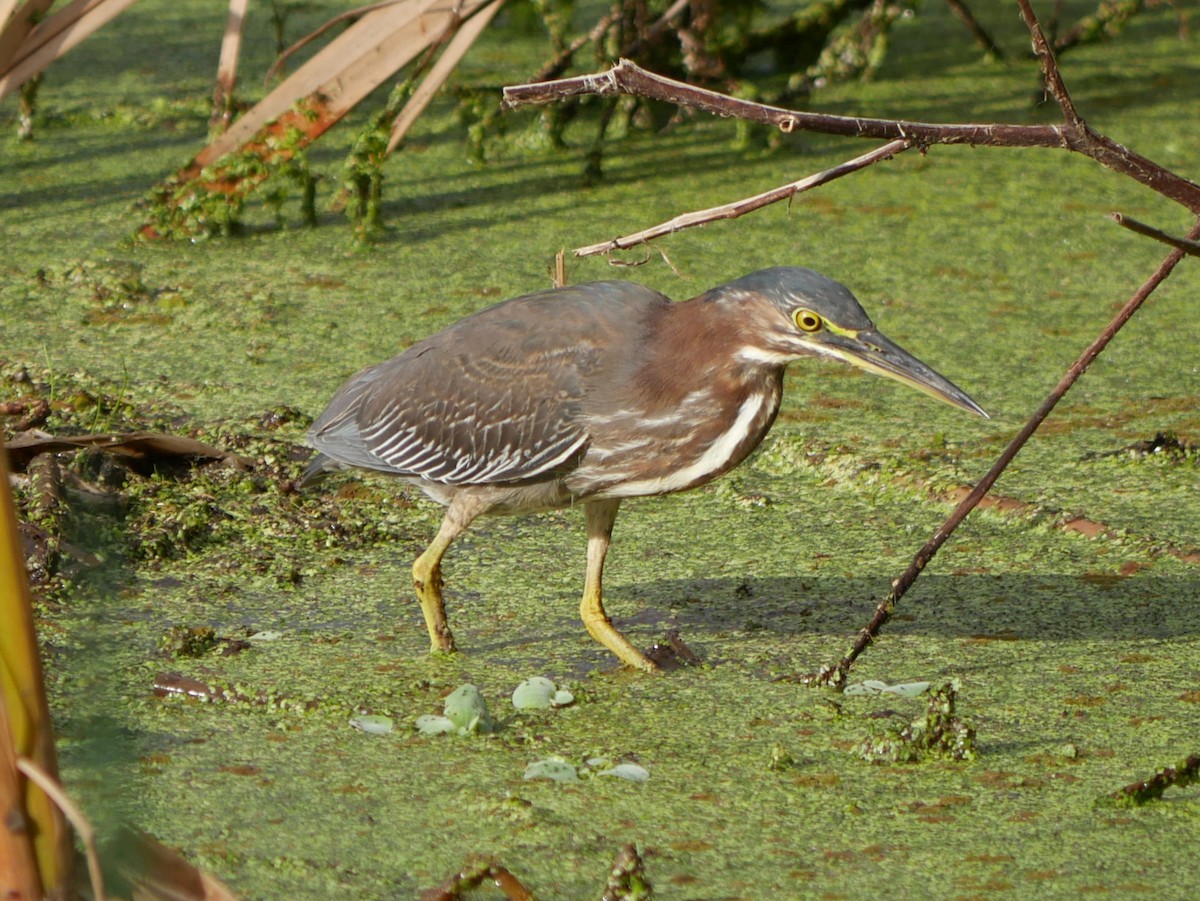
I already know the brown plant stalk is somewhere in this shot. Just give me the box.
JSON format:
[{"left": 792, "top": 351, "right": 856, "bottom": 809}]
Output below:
[{"left": 503, "top": 9, "right": 1200, "bottom": 258}]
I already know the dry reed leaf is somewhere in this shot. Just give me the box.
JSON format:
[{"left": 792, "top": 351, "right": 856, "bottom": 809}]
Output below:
[
  {"left": 210, "top": 0, "right": 250, "bottom": 131},
  {"left": 0, "top": 0, "right": 142, "bottom": 101},
  {"left": 191, "top": 0, "right": 461, "bottom": 172},
  {"left": 0, "top": 721, "right": 44, "bottom": 900},
  {"left": 119, "top": 830, "right": 242, "bottom": 901},
  {"left": 386, "top": 0, "right": 506, "bottom": 154},
  {"left": 0, "top": 0, "right": 56, "bottom": 72}
]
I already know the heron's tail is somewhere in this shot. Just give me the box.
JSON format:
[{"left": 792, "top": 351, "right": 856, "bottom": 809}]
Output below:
[{"left": 298, "top": 453, "right": 340, "bottom": 488}]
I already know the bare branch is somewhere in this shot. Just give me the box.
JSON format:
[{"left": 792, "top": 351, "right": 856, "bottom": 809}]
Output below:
[
  {"left": 503, "top": 59, "right": 1200, "bottom": 213},
  {"left": 504, "top": 59, "right": 1066, "bottom": 147},
  {"left": 1016, "top": 0, "right": 1082, "bottom": 125},
  {"left": 508, "top": 5, "right": 1200, "bottom": 680},
  {"left": 574, "top": 138, "right": 913, "bottom": 257},
  {"left": 1110, "top": 213, "right": 1200, "bottom": 256}
]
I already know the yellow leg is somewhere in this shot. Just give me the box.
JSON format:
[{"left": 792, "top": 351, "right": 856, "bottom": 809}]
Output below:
[
  {"left": 412, "top": 495, "right": 484, "bottom": 655},
  {"left": 580, "top": 499, "right": 658, "bottom": 672}
]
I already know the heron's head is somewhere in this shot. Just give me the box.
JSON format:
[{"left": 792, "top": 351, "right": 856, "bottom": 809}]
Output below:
[{"left": 711, "top": 267, "right": 987, "bottom": 417}]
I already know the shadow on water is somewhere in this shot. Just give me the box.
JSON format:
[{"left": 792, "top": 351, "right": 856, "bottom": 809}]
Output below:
[
  {"left": 473, "top": 571, "right": 1200, "bottom": 655},
  {"left": 161, "top": 564, "right": 1198, "bottom": 668}
]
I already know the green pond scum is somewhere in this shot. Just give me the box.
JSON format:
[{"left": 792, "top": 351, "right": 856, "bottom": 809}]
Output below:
[{"left": 3, "top": 1, "right": 1199, "bottom": 897}]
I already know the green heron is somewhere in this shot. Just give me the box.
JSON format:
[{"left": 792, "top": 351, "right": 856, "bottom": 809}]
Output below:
[{"left": 304, "top": 267, "right": 985, "bottom": 671}]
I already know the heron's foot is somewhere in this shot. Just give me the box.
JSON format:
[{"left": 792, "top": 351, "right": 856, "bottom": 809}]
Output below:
[
  {"left": 615, "top": 645, "right": 661, "bottom": 673},
  {"left": 581, "top": 611, "right": 659, "bottom": 673},
  {"left": 413, "top": 565, "right": 457, "bottom": 656}
]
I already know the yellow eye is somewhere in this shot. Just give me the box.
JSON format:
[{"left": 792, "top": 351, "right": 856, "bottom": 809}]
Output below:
[{"left": 793, "top": 309, "right": 823, "bottom": 332}]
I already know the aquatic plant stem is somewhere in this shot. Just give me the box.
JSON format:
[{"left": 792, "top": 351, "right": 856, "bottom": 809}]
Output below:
[
  {"left": 1102, "top": 753, "right": 1200, "bottom": 807},
  {"left": 814, "top": 217, "right": 1200, "bottom": 686}
]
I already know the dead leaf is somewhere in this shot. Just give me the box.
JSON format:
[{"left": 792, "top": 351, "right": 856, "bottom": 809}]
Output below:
[
  {"left": 3, "top": 432, "right": 250, "bottom": 473},
  {"left": 111, "top": 828, "right": 242, "bottom": 901}
]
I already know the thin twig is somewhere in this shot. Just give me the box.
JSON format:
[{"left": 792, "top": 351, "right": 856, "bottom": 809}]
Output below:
[
  {"left": 1017, "top": 0, "right": 1082, "bottom": 124},
  {"left": 574, "top": 138, "right": 912, "bottom": 256},
  {"left": 943, "top": 0, "right": 1005, "bottom": 58},
  {"left": 16, "top": 756, "right": 107, "bottom": 901},
  {"left": 1110, "top": 213, "right": 1200, "bottom": 256},
  {"left": 811, "top": 217, "right": 1200, "bottom": 686}
]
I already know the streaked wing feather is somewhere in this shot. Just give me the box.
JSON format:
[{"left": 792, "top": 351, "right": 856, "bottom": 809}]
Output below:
[
  {"left": 309, "top": 282, "right": 666, "bottom": 485},
  {"left": 356, "top": 352, "right": 588, "bottom": 483}
]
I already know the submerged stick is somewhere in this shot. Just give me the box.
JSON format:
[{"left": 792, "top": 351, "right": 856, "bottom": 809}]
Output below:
[
  {"left": 813, "top": 218, "right": 1200, "bottom": 686},
  {"left": 421, "top": 861, "right": 534, "bottom": 900},
  {"left": 1100, "top": 753, "right": 1200, "bottom": 808}
]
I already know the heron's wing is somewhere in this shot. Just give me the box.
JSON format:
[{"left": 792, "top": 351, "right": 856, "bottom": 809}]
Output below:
[
  {"left": 308, "top": 282, "right": 665, "bottom": 485},
  {"left": 352, "top": 341, "right": 592, "bottom": 484}
]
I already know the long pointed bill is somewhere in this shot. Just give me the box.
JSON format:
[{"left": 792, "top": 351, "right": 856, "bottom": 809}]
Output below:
[{"left": 823, "top": 328, "right": 988, "bottom": 418}]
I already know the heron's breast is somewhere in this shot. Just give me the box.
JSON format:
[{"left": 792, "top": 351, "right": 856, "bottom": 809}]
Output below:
[{"left": 568, "top": 383, "right": 782, "bottom": 500}]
